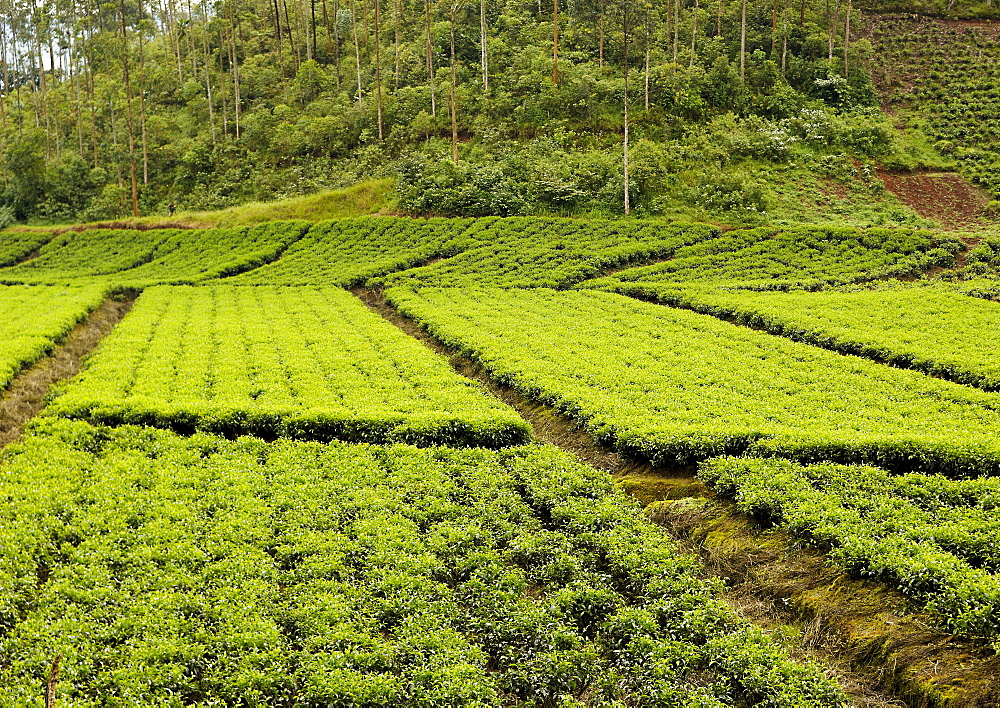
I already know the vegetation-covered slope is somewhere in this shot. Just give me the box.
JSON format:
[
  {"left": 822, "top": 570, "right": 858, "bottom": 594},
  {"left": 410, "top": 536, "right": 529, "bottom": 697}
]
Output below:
[
  {"left": 0, "top": 0, "right": 966, "bottom": 226},
  {"left": 866, "top": 15, "right": 1000, "bottom": 202}
]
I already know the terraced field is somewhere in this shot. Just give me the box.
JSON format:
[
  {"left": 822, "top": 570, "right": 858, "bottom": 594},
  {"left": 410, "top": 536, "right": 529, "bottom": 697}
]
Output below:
[
  {"left": 866, "top": 15, "right": 1000, "bottom": 199},
  {"left": 49, "top": 285, "right": 528, "bottom": 446},
  {"left": 3, "top": 216, "right": 1000, "bottom": 705}
]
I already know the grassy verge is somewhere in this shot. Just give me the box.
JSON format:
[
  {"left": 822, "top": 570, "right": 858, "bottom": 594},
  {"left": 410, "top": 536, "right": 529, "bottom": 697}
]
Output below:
[{"left": 13, "top": 179, "right": 397, "bottom": 232}]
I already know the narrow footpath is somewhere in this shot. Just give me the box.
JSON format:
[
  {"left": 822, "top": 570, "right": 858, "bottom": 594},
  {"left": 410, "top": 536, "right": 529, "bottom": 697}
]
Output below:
[{"left": 0, "top": 293, "right": 136, "bottom": 449}]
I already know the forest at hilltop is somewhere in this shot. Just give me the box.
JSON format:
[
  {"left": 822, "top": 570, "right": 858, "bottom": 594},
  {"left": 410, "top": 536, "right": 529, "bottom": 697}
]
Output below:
[{"left": 0, "top": 0, "right": 997, "bottom": 225}]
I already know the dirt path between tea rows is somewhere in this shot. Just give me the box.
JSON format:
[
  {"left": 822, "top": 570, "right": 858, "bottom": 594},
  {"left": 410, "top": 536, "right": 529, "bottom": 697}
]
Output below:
[{"left": 0, "top": 293, "right": 136, "bottom": 449}]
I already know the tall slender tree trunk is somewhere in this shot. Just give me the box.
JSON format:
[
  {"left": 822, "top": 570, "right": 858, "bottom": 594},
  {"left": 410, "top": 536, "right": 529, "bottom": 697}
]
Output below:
[
  {"left": 690, "top": 0, "right": 699, "bottom": 66},
  {"left": 30, "top": 0, "right": 51, "bottom": 161},
  {"left": 230, "top": 4, "right": 242, "bottom": 137},
  {"left": 672, "top": 0, "right": 679, "bottom": 60},
  {"left": 770, "top": 0, "right": 778, "bottom": 54},
  {"left": 12, "top": 22, "right": 25, "bottom": 138},
  {"left": 480, "top": 0, "right": 489, "bottom": 90},
  {"left": 352, "top": 0, "right": 363, "bottom": 100},
  {"left": 740, "top": 0, "right": 746, "bottom": 80},
  {"left": 0, "top": 14, "right": 8, "bottom": 163},
  {"left": 623, "top": 6, "right": 630, "bottom": 216},
  {"left": 87, "top": 24, "right": 99, "bottom": 167},
  {"left": 333, "top": 0, "right": 342, "bottom": 88},
  {"left": 220, "top": 27, "right": 229, "bottom": 133},
  {"left": 138, "top": 17, "right": 150, "bottom": 184},
  {"left": 552, "top": 0, "right": 558, "bottom": 85},
  {"left": 644, "top": 43, "right": 649, "bottom": 108},
  {"left": 449, "top": 0, "right": 458, "bottom": 162},
  {"left": 425, "top": 0, "right": 436, "bottom": 115},
  {"left": 310, "top": 0, "right": 317, "bottom": 60},
  {"left": 781, "top": 0, "right": 789, "bottom": 75},
  {"left": 829, "top": 0, "right": 840, "bottom": 61},
  {"left": 119, "top": 0, "right": 140, "bottom": 217},
  {"left": 272, "top": 0, "right": 284, "bottom": 75},
  {"left": 72, "top": 30, "right": 86, "bottom": 159},
  {"left": 598, "top": 11, "right": 604, "bottom": 66},
  {"left": 186, "top": 0, "right": 198, "bottom": 77},
  {"left": 375, "top": 0, "right": 383, "bottom": 139},
  {"left": 201, "top": 0, "right": 216, "bottom": 143},
  {"left": 843, "top": 0, "right": 851, "bottom": 76},
  {"left": 109, "top": 96, "right": 124, "bottom": 205},
  {"left": 321, "top": 0, "right": 335, "bottom": 58},
  {"left": 717, "top": 0, "right": 723, "bottom": 35},
  {"left": 165, "top": 0, "right": 184, "bottom": 81},
  {"left": 283, "top": 0, "right": 299, "bottom": 69},
  {"left": 394, "top": 0, "right": 400, "bottom": 86}
]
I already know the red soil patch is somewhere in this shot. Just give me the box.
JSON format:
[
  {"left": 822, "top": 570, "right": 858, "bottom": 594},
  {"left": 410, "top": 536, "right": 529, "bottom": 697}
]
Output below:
[{"left": 877, "top": 169, "right": 990, "bottom": 227}]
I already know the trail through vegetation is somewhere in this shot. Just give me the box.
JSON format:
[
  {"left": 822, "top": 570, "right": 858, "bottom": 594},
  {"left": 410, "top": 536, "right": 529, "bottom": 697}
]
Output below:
[{"left": 0, "top": 293, "right": 135, "bottom": 448}]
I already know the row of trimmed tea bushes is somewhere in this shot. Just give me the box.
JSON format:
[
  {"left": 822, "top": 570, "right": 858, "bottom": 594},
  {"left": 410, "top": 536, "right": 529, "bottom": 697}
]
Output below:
[
  {"left": 597, "top": 282, "right": 1000, "bottom": 392},
  {"left": 225, "top": 216, "right": 477, "bottom": 286},
  {"left": 700, "top": 456, "right": 1000, "bottom": 642},
  {"left": 48, "top": 286, "right": 528, "bottom": 446},
  {"left": 0, "top": 284, "right": 109, "bottom": 390},
  {"left": 0, "top": 219, "right": 953, "bottom": 292},
  {"left": 386, "top": 287, "right": 1000, "bottom": 476},
  {"left": 0, "top": 228, "right": 179, "bottom": 283},
  {"left": 0, "top": 230, "right": 52, "bottom": 268},
  {"left": 579, "top": 226, "right": 959, "bottom": 293},
  {"left": 112, "top": 220, "right": 310, "bottom": 286},
  {"left": 0, "top": 222, "right": 310, "bottom": 286},
  {"left": 0, "top": 418, "right": 849, "bottom": 705},
  {"left": 372, "top": 219, "right": 719, "bottom": 290},
  {"left": 944, "top": 276, "right": 1000, "bottom": 301}
]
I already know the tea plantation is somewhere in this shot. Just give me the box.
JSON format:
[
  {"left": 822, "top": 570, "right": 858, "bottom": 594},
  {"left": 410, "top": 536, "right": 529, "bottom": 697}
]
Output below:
[{"left": 2, "top": 215, "right": 1000, "bottom": 705}]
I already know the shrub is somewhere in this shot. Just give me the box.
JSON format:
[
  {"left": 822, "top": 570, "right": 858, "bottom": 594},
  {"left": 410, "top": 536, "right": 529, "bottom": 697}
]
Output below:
[{"left": 396, "top": 158, "right": 527, "bottom": 217}]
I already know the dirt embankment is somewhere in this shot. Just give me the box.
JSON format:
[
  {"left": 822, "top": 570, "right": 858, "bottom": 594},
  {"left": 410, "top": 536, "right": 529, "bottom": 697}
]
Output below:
[
  {"left": 877, "top": 169, "right": 991, "bottom": 228},
  {"left": 653, "top": 500, "right": 1000, "bottom": 708}
]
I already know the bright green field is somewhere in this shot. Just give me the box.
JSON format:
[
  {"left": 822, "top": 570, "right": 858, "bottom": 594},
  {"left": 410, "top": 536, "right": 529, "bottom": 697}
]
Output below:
[{"left": 3, "top": 215, "right": 1000, "bottom": 702}]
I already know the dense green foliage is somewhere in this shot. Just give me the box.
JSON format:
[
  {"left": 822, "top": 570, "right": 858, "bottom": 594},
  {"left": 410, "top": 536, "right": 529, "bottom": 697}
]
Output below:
[
  {"left": 49, "top": 285, "right": 529, "bottom": 445},
  {"left": 0, "top": 221, "right": 309, "bottom": 286},
  {"left": 0, "top": 418, "right": 848, "bottom": 705},
  {"left": 226, "top": 216, "right": 474, "bottom": 286},
  {"left": 0, "top": 229, "right": 52, "bottom": 267},
  {"left": 964, "top": 235, "right": 1000, "bottom": 274},
  {"left": 578, "top": 225, "right": 958, "bottom": 292},
  {"left": 0, "top": 0, "right": 910, "bottom": 224},
  {"left": 630, "top": 284, "right": 1000, "bottom": 390},
  {"left": 387, "top": 287, "right": 1000, "bottom": 474},
  {"left": 868, "top": 16, "right": 1000, "bottom": 197},
  {"left": 0, "top": 284, "right": 108, "bottom": 389},
  {"left": 701, "top": 456, "right": 1000, "bottom": 641},
  {"left": 373, "top": 219, "right": 719, "bottom": 289}
]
